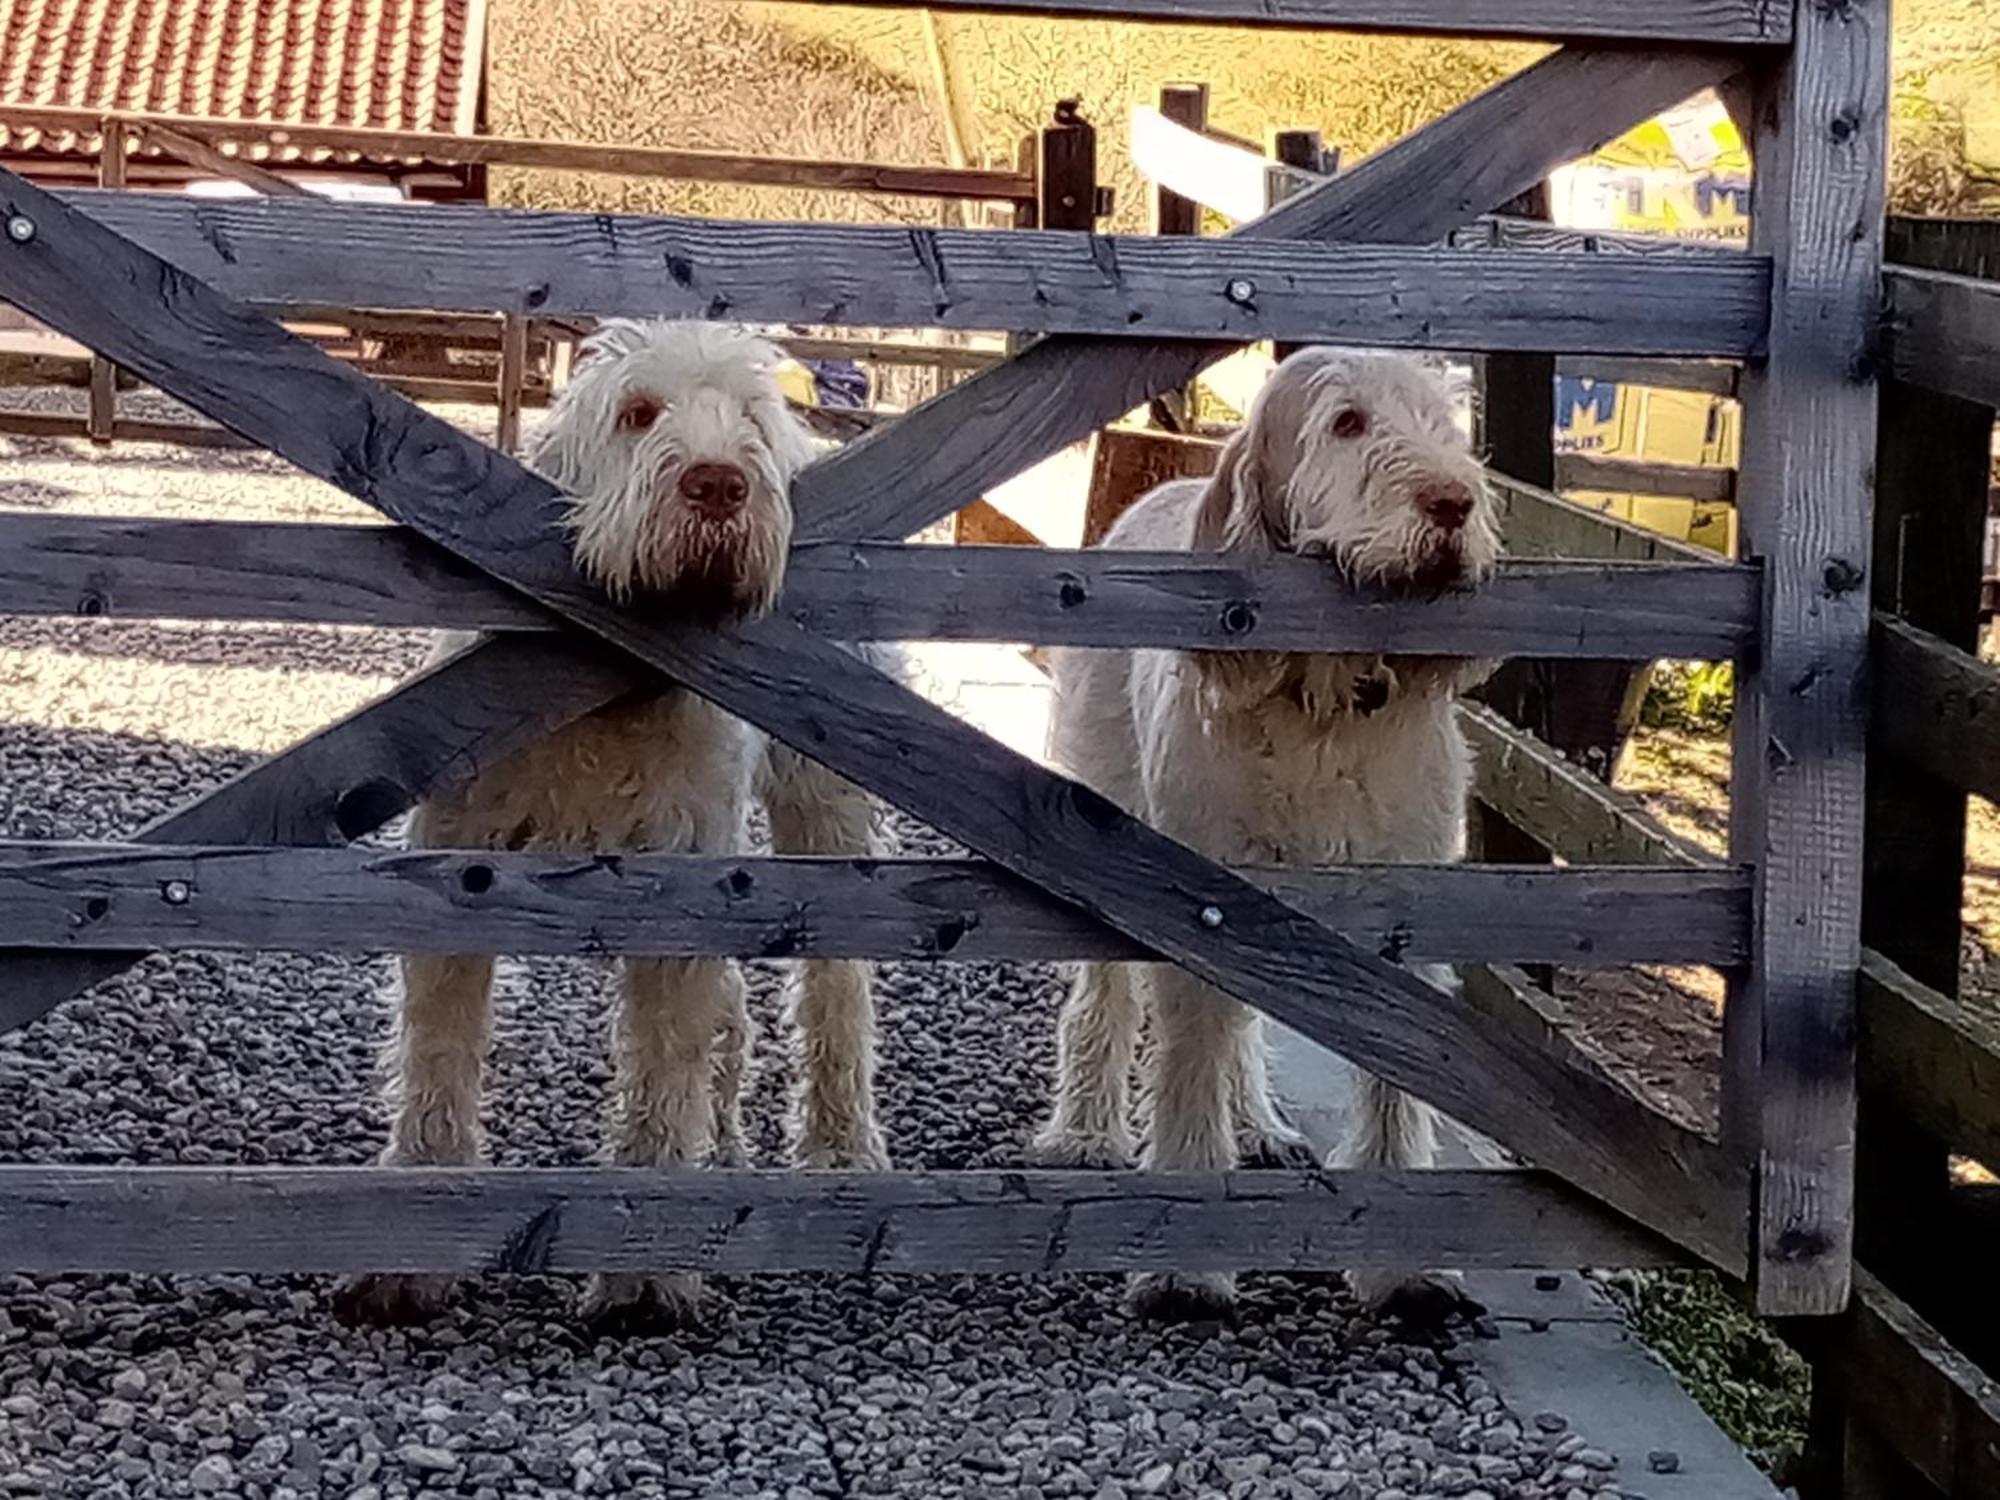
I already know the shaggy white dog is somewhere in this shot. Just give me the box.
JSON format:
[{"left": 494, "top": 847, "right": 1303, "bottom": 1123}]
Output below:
[
  {"left": 1031, "top": 348, "right": 1500, "bottom": 1322},
  {"left": 338, "top": 320, "right": 889, "bottom": 1332}
]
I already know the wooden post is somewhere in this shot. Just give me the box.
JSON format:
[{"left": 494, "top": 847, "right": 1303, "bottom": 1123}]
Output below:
[
  {"left": 1038, "top": 99, "right": 1097, "bottom": 232},
  {"left": 1151, "top": 84, "right": 1209, "bottom": 432},
  {"left": 1723, "top": 0, "right": 1888, "bottom": 1316},
  {"left": 496, "top": 312, "right": 528, "bottom": 455},
  {"left": 88, "top": 118, "right": 127, "bottom": 445},
  {"left": 1266, "top": 129, "right": 1324, "bottom": 364}
]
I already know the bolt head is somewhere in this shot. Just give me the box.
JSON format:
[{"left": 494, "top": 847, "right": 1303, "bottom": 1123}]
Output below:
[
  {"left": 5, "top": 215, "right": 35, "bottom": 244},
  {"left": 1225, "top": 277, "right": 1256, "bottom": 305},
  {"left": 1199, "top": 905, "right": 1226, "bottom": 929},
  {"left": 160, "top": 879, "right": 192, "bottom": 906}
]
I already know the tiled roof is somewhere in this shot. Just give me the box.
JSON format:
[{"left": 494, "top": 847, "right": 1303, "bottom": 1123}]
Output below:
[{"left": 0, "top": 0, "right": 487, "bottom": 163}]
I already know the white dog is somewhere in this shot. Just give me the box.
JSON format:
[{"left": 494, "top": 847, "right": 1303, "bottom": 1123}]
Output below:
[
  {"left": 1031, "top": 348, "right": 1500, "bottom": 1321},
  {"left": 338, "top": 320, "right": 889, "bottom": 1332}
]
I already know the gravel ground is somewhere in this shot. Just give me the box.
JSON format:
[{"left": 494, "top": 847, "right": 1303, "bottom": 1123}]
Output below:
[{"left": 1, "top": 417, "right": 1653, "bottom": 1499}]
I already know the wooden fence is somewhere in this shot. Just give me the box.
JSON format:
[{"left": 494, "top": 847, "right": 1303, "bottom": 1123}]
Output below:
[
  {"left": 0, "top": 3, "right": 1950, "bottom": 1490},
  {"left": 0, "top": 99, "right": 1093, "bottom": 453}
]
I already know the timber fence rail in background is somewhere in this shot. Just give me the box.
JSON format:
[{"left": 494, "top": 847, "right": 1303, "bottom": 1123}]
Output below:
[{"left": 0, "top": 17, "right": 1898, "bottom": 1485}]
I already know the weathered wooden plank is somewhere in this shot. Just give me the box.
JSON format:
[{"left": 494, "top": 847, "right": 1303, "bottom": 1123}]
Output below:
[
  {"left": 136, "top": 122, "right": 314, "bottom": 199},
  {"left": 1723, "top": 0, "right": 1888, "bottom": 1315},
  {"left": 1459, "top": 703, "right": 1714, "bottom": 869},
  {"left": 792, "top": 45, "right": 1747, "bottom": 542},
  {"left": 1873, "top": 615, "right": 2000, "bottom": 803},
  {"left": 0, "top": 409, "right": 249, "bottom": 448},
  {"left": 0, "top": 636, "right": 640, "bottom": 1035},
  {"left": 60, "top": 193, "right": 1771, "bottom": 354},
  {"left": 0, "top": 1166, "right": 1685, "bottom": 1275},
  {"left": 0, "top": 844, "right": 1750, "bottom": 967},
  {"left": 1857, "top": 952, "right": 2000, "bottom": 1179},
  {"left": 1885, "top": 267, "right": 2000, "bottom": 409},
  {"left": 1853, "top": 374, "right": 1988, "bottom": 1317},
  {"left": 1556, "top": 453, "right": 1736, "bottom": 503},
  {"left": 1889, "top": 216, "right": 2000, "bottom": 280},
  {"left": 1557, "top": 354, "right": 1739, "bottom": 398},
  {"left": 0, "top": 516, "right": 1759, "bottom": 658},
  {"left": 1494, "top": 475, "right": 1720, "bottom": 565},
  {"left": 0, "top": 102, "right": 1036, "bottom": 203},
  {"left": 1809, "top": 1269, "right": 2000, "bottom": 1497},
  {"left": 768, "top": 0, "right": 1789, "bottom": 43},
  {"left": 0, "top": 165, "right": 1748, "bottom": 1272}
]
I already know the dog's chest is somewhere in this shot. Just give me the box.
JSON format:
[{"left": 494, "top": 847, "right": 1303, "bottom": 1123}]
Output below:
[
  {"left": 457, "top": 689, "right": 757, "bottom": 854},
  {"left": 1175, "top": 697, "right": 1469, "bottom": 866}
]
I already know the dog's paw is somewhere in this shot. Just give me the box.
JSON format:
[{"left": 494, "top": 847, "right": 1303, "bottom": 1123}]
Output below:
[
  {"left": 580, "top": 1273, "right": 710, "bottom": 1337},
  {"left": 1127, "top": 1272, "right": 1238, "bottom": 1325},
  {"left": 332, "top": 1273, "right": 453, "bottom": 1327},
  {"left": 1027, "top": 1126, "right": 1135, "bottom": 1170},
  {"left": 1235, "top": 1125, "right": 1321, "bottom": 1171},
  {"left": 792, "top": 1131, "right": 891, "bottom": 1172},
  {"left": 1347, "top": 1269, "right": 1481, "bottom": 1328}
]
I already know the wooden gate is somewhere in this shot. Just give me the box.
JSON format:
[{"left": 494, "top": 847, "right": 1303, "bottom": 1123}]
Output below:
[{"left": 0, "top": 0, "right": 1876, "bottom": 1331}]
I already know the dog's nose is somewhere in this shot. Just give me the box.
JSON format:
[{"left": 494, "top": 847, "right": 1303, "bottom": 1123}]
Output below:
[
  {"left": 1418, "top": 486, "right": 1475, "bottom": 532},
  {"left": 678, "top": 462, "right": 750, "bottom": 517}
]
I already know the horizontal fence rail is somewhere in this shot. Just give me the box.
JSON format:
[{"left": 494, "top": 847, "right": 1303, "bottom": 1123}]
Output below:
[
  {"left": 56, "top": 192, "right": 1773, "bottom": 354},
  {"left": 777, "top": 0, "right": 1791, "bottom": 42},
  {"left": 1871, "top": 614, "right": 2000, "bottom": 803},
  {"left": 0, "top": 519, "right": 1759, "bottom": 659},
  {"left": 0, "top": 1166, "right": 1684, "bottom": 1275},
  {"left": 0, "top": 102, "right": 1037, "bottom": 204},
  {"left": 0, "top": 844, "right": 1751, "bottom": 967},
  {"left": 1886, "top": 265, "right": 2000, "bottom": 409}
]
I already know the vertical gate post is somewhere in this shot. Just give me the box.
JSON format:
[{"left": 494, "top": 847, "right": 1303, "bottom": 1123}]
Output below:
[
  {"left": 1150, "top": 83, "right": 1209, "bottom": 432},
  {"left": 1723, "top": 0, "right": 1890, "bottom": 1317},
  {"left": 88, "top": 115, "right": 126, "bottom": 445}
]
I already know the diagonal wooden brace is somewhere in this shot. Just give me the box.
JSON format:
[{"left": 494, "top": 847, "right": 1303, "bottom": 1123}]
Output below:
[
  {"left": 0, "top": 167, "right": 1746, "bottom": 1270},
  {"left": 792, "top": 43, "right": 1747, "bottom": 541}
]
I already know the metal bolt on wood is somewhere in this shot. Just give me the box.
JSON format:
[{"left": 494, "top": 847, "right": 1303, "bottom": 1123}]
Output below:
[
  {"left": 5, "top": 215, "right": 35, "bottom": 244},
  {"left": 1225, "top": 278, "right": 1256, "bottom": 306},
  {"left": 1199, "top": 905, "right": 1226, "bottom": 929},
  {"left": 159, "top": 879, "right": 191, "bottom": 906}
]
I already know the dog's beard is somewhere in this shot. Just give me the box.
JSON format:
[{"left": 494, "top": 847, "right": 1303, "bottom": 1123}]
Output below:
[{"left": 636, "top": 514, "right": 787, "bottom": 622}]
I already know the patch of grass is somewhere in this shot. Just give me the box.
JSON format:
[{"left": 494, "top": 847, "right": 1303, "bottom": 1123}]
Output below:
[
  {"left": 1639, "top": 660, "right": 1734, "bottom": 735},
  {"left": 1602, "top": 1269, "right": 1811, "bottom": 1483}
]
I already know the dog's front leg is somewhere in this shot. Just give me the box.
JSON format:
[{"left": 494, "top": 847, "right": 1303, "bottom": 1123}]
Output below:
[
  {"left": 1129, "top": 964, "right": 1249, "bottom": 1322},
  {"left": 334, "top": 952, "right": 496, "bottom": 1326},
  {"left": 581, "top": 955, "right": 741, "bottom": 1334}
]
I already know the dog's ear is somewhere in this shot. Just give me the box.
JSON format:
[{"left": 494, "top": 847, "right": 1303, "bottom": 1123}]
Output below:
[{"left": 1192, "top": 426, "right": 1281, "bottom": 552}]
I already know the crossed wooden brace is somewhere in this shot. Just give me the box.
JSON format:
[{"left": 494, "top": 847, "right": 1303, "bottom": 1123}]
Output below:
[{"left": 0, "top": 43, "right": 1750, "bottom": 1273}]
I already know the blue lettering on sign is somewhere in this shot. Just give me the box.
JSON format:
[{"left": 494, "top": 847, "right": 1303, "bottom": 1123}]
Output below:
[{"left": 1555, "top": 377, "right": 1618, "bottom": 429}]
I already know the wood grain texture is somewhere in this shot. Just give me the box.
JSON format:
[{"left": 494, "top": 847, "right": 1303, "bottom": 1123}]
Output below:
[
  {"left": 1888, "top": 215, "right": 2000, "bottom": 280},
  {"left": 1885, "top": 266, "right": 2000, "bottom": 409},
  {"left": 0, "top": 1166, "right": 1684, "bottom": 1275},
  {"left": 0, "top": 516, "right": 1758, "bottom": 658},
  {"left": 0, "top": 165, "right": 1745, "bottom": 1271},
  {"left": 1873, "top": 614, "right": 2000, "bottom": 804},
  {"left": 792, "top": 45, "right": 1747, "bottom": 542},
  {"left": 1724, "top": 0, "right": 1889, "bottom": 1315},
  {"left": 1556, "top": 453, "right": 1736, "bottom": 503},
  {"left": 1857, "top": 952, "right": 2000, "bottom": 1181},
  {"left": 60, "top": 192, "right": 1770, "bottom": 353},
  {"left": 766, "top": 0, "right": 1789, "bottom": 43},
  {"left": 0, "top": 844, "right": 1749, "bottom": 967},
  {"left": 1812, "top": 1269, "right": 2000, "bottom": 1497},
  {"left": 1, "top": 102, "right": 1035, "bottom": 202},
  {"left": 0, "top": 637, "right": 640, "bottom": 1034},
  {"left": 1494, "top": 476, "right": 1719, "bottom": 565},
  {"left": 1459, "top": 703, "right": 1715, "bottom": 869}
]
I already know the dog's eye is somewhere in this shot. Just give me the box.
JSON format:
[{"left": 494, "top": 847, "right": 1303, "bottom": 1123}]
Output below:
[
  {"left": 1332, "top": 407, "right": 1368, "bottom": 440},
  {"left": 616, "top": 396, "right": 663, "bottom": 434}
]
